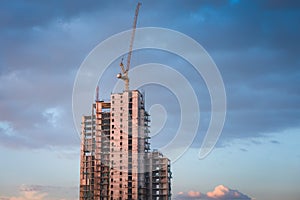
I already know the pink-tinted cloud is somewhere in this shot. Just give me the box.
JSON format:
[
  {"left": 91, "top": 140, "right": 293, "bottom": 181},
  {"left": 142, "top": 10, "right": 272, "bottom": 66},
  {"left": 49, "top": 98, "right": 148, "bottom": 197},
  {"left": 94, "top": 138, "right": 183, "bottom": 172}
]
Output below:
[
  {"left": 0, "top": 185, "right": 78, "bottom": 200},
  {"left": 175, "top": 185, "right": 252, "bottom": 200},
  {"left": 1, "top": 191, "right": 48, "bottom": 200},
  {"left": 0, "top": 185, "right": 47, "bottom": 200},
  {"left": 207, "top": 185, "right": 229, "bottom": 198},
  {"left": 206, "top": 185, "right": 251, "bottom": 200},
  {"left": 188, "top": 190, "right": 202, "bottom": 197}
]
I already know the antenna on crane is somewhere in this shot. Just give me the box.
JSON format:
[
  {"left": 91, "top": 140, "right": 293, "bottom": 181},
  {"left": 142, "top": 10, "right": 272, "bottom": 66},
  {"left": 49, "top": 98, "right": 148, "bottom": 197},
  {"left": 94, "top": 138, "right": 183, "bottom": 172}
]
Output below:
[{"left": 117, "top": 2, "right": 141, "bottom": 92}]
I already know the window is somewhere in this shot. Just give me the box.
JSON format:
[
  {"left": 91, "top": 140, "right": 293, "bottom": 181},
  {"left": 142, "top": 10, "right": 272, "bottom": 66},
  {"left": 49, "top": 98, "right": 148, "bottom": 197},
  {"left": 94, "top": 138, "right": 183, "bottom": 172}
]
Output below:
[
  {"left": 120, "top": 130, "right": 123, "bottom": 134},
  {"left": 120, "top": 142, "right": 122, "bottom": 146},
  {"left": 120, "top": 107, "right": 123, "bottom": 110},
  {"left": 112, "top": 119, "right": 114, "bottom": 122},
  {"left": 120, "top": 136, "right": 123, "bottom": 139},
  {"left": 112, "top": 113, "right": 114, "bottom": 117},
  {"left": 120, "top": 100, "right": 123, "bottom": 103},
  {"left": 112, "top": 101, "right": 114, "bottom": 104}
]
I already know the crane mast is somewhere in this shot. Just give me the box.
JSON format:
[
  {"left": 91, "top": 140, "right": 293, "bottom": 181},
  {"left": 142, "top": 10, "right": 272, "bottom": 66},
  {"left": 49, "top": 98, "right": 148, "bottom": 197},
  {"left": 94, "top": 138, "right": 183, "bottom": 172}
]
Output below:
[{"left": 117, "top": 2, "right": 141, "bottom": 91}]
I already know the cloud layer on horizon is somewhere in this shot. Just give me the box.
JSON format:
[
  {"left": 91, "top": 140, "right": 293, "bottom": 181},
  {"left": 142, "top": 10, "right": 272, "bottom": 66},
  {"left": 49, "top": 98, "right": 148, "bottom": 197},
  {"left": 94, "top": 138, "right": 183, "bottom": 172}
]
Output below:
[
  {"left": 0, "top": 184, "right": 77, "bottom": 200},
  {"left": 0, "top": 184, "right": 251, "bottom": 200}
]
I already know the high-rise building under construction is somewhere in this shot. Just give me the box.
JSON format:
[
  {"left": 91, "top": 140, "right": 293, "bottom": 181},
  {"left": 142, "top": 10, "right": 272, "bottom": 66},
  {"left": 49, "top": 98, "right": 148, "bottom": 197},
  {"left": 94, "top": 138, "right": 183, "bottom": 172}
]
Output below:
[
  {"left": 79, "top": 90, "right": 172, "bottom": 200},
  {"left": 80, "top": 3, "right": 171, "bottom": 199}
]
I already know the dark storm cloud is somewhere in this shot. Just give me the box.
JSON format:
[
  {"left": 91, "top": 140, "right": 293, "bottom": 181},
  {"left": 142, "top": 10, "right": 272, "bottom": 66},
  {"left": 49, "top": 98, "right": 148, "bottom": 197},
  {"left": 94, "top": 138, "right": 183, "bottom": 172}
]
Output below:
[
  {"left": 197, "top": 0, "right": 300, "bottom": 143},
  {"left": 0, "top": 0, "right": 299, "bottom": 150},
  {"left": 0, "top": 0, "right": 116, "bottom": 29},
  {"left": 197, "top": 0, "right": 300, "bottom": 52}
]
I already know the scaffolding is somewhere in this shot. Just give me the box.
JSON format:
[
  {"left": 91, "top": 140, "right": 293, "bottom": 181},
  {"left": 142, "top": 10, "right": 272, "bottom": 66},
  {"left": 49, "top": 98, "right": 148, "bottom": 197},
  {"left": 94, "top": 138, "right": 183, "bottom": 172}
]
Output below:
[
  {"left": 145, "top": 150, "right": 172, "bottom": 200},
  {"left": 80, "top": 101, "right": 111, "bottom": 200}
]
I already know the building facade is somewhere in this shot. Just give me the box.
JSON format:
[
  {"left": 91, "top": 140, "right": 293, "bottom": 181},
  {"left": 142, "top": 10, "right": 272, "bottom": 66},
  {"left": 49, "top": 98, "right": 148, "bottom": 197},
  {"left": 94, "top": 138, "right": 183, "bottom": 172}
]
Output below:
[{"left": 80, "top": 90, "right": 172, "bottom": 200}]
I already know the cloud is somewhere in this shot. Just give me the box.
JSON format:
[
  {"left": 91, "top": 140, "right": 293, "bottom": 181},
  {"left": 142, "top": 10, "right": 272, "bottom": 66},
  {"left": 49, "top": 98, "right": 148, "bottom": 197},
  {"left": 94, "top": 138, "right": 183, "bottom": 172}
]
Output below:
[
  {"left": 270, "top": 140, "right": 280, "bottom": 144},
  {"left": 188, "top": 190, "right": 202, "bottom": 198},
  {"left": 0, "top": 185, "right": 48, "bottom": 200},
  {"left": 0, "top": 121, "right": 14, "bottom": 136},
  {"left": 207, "top": 185, "right": 229, "bottom": 198},
  {"left": 0, "top": 185, "right": 78, "bottom": 200},
  {"left": 42, "top": 107, "right": 63, "bottom": 128},
  {"left": 175, "top": 185, "right": 252, "bottom": 200},
  {"left": 0, "top": 0, "right": 116, "bottom": 29},
  {"left": 0, "top": 0, "right": 300, "bottom": 151},
  {"left": 0, "top": 69, "right": 79, "bottom": 149},
  {"left": 9, "top": 191, "right": 47, "bottom": 200},
  {"left": 206, "top": 185, "right": 251, "bottom": 199}
]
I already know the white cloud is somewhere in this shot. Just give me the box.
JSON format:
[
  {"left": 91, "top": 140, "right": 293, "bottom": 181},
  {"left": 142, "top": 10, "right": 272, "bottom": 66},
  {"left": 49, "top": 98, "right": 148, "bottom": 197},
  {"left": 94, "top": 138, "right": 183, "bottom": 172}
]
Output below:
[
  {"left": 0, "top": 121, "right": 15, "bottom": 136},
  {"left": 42, "top": 107, "right": 63, "bottom": 128}
]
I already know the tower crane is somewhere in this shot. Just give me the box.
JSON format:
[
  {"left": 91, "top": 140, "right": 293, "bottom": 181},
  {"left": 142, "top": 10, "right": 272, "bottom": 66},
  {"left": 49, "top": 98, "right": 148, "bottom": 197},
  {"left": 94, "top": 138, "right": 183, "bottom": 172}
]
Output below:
[{"left": 117, "top": 2, "right": 141, "bottom": 91}]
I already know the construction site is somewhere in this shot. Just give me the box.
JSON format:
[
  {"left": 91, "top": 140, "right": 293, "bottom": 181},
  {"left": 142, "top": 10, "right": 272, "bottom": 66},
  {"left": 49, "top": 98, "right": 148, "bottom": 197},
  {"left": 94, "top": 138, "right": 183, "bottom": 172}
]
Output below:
[{"left": 79, "top": 3, "right": 172, "bottom": 200}]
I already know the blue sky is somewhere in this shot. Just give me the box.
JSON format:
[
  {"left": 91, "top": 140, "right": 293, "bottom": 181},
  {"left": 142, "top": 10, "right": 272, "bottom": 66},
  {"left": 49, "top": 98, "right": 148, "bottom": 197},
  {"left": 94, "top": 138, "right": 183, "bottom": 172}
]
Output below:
[{"left": 0, "top": 0, "right": 300, "bottom": 200}]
